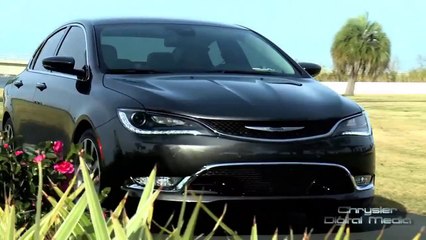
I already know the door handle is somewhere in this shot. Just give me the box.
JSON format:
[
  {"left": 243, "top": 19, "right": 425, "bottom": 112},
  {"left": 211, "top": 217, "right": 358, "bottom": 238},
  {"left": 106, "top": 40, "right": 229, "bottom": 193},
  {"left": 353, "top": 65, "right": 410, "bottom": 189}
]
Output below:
[
  {"left": 36, "top": 82, "right": 47, "bottom": 91},
  {"left": 13, "top": 80, "right": 23, "bottom": 88}
]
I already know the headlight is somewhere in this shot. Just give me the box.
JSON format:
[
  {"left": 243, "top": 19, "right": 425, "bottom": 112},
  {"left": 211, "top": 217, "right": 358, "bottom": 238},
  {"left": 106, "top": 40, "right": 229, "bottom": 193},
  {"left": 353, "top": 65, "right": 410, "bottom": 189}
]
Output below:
[
  {"left": 333, "top": 112, "right": 372, "bottom": 136},
  {"left": 117, "top": 109, "right": 212, "bottom": 135}
]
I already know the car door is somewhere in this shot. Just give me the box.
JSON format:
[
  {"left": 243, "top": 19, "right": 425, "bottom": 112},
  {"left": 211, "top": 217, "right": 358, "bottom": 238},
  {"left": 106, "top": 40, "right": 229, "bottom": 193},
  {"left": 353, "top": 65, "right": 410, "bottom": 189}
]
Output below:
[
  {"left": 10, "top": 28, "right": 67, "bottom": 144},
  {"left": 31, "top": 26, "right": 88, "bottom": 146}
]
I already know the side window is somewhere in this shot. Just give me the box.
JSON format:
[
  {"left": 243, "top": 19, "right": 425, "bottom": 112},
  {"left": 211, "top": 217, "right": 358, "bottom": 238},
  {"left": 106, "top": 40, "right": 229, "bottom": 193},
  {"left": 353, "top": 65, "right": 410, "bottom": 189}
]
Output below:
[
  {"left": 33, "top": 29, "right": 66, "bottom": 71},
  {"left": 57, "top": 27, "right": 86, "bottom": 70}
]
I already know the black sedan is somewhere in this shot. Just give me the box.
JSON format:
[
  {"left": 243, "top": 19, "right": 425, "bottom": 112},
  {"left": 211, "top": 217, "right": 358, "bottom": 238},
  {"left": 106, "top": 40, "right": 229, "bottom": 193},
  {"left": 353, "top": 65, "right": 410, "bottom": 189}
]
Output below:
[{"left": 2, "top": 18, "right": 375, "bottom": 206}]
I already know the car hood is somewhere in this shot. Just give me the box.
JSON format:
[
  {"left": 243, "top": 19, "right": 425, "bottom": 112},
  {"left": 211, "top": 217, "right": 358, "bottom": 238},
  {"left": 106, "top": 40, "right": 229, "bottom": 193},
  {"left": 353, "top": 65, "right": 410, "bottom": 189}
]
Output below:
[{"left": 103, "top": 74, "right": 361, "bottom": 120}]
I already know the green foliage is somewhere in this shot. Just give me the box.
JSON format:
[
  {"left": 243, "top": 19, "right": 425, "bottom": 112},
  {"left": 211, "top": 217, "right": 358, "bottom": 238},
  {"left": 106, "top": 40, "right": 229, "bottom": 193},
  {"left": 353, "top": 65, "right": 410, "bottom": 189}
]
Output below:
[
  {"left": 331, "top": 14, "right": 391, "bottom": 94},
  {"left": 0, "top": 140, "right": 424, "bottom": 239},
  {"left": 331, "top": 14, "right": 391, "bottom": 80},
  {"left": 0, "top": 138, "right": 73, "bottom": 227}
]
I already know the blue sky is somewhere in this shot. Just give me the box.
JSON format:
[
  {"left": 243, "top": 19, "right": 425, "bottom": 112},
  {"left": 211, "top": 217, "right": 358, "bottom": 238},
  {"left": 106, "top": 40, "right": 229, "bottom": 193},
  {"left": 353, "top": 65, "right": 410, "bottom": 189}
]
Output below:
[{"left": 0, "top": 0, "right": 424, "bottom": 71}]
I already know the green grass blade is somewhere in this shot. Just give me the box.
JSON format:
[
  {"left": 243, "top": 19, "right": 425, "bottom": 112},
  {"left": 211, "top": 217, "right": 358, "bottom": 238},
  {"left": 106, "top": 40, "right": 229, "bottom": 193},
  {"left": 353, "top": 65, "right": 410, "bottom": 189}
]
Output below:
[
  {"left": 21, "top": 212, "right": 53, "bottom": 240},
  {"left": 5, "top": 204, "right": 15, "bottom": 240},
  {"left": 375, "top": 225, "right": 385, "bottom": 240},
  {"left": 38, "top": 174, "right": 78, "bottom": 239},
  {"left": 80, "top": 155, "right": 111, "bottom": 240},
  {"left": 134, "top": 189, "right": 161, "bottom": 239},
  {"left": 111, "top": 213, "right": 127, "bottom": 240},
  {"left": 182, "top": 198, "right": 202, "bottom": 240},
  {"left": 53, "top": 193, "right": 88, "bottom": 240},
  {"left": 176, "top": 188, "right": 188, "bottom": 235},
  {"left": 152, "top": 215, "right": 174, "bottom": 236},
  {"left": 34, "top": 162, "right": 43, "bottom": 240},
  {"left": 142, "top": 224, "right": 154, "bottom": 240},
  {"left": 126, "top": 167, "right": 157, "bottom": 238},
  {"left": 122, "top": 208, "right": 129, "bottom": 227},
  {"left": 412, "top": 226, "right": 425, "bottom": 240},
  {"left": 199, "top": 202, "right": 241, "bottom": 240},
  {"left": 343, "top": 227, "right": 350, "bottom": 240},
  {"left": 250, "top": 217, "right": 258, "bottom": 240},
  {"left": 271, "top": 228, "right": 279, "bottom": 240},
  {"left": 44, "top": 193, "right": 94, "bottom": 240},
  {"left": 334, "top": 215, "right": 348, "bottom": 240},
  {"left": 107, "top": 193, "right": 128, "bottom": 235},
  {"left": 204, "top": 204, "right": 227, "bottom": 239},
  {"left": 324, "top": 224, "right": 336, "bottom": 240},
  {"left": 15, "top": 225, "right": 26, "bottom": 238},
  {"left": 49, "top": 178, "right": 65, "bottom": 198},
  {"left": 49, "top": 177, "right": 85, "bottom": 203}
]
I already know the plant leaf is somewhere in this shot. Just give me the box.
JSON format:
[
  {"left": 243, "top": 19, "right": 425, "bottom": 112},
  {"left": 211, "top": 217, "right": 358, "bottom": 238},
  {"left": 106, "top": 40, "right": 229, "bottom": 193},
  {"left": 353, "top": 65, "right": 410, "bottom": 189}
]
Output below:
[
  {"left": 183, "top": 197, "right": 202, "bottom": 240},
  {"left": 412, "top": 226, "right": 425, "bottom": 240},
  {"left": 38, "top": 174, "right": 78, "bottom": 239},
  {"left": 334, "top": 214, "right": 348, "bottom": 240},
  {"left": 80, "top": 156, "right": 111, "bottom": 240},
  {"left": 250, "top": 217, "right": 258, "bottom": 240},
  {"left": 52, "top": 193, "right": 88, "bottom": 240},
  {"left": 34, "top": 162, "right": 43, "bottom": 240},
  {"left": 204, "top": 204, "right": 227, "bottom": 239},
  {"left": 126, "top": 167, "right": 157, "bottom": 238},
  {"left": 111, "top": 213, "right": 127, "bottom": 240},
  {"left": 44, "top": 193, "right": 94, "bottom": 240},
  {"left": 200, "top": 202, "right": 241, "bottom": 240}
]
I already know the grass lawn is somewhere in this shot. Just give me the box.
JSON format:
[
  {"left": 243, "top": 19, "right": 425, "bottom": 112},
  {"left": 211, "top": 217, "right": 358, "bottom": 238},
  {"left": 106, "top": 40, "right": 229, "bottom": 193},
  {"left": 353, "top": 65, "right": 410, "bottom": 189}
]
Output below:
[
  {"left": 351, "top": 95, "right": 426, "bottom": 215},
  {"left": 0, "top": 91, "right": 425, "bottom": 215}
]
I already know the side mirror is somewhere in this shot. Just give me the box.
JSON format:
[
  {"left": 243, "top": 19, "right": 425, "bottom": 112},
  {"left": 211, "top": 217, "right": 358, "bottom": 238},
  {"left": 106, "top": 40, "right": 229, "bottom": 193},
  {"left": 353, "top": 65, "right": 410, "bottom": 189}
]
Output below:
[
  {"left": 298, "top": 62, "right": 321, "bottom": 77},
  {"left": 42, "top": 56, "right": 87, "bottom": 79}
]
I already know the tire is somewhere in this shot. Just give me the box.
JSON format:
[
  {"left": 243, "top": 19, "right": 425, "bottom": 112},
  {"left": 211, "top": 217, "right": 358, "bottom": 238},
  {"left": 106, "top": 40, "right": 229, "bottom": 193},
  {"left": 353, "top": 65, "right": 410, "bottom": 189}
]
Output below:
[
  {"left": 76, "top": 129, "right": 121, "bottom": 209},
  {"left": 3, "top": 118, "right": 15, "bottom": 145},
  {"left": 76, "top": 129, "right": 102, "bottom": 192}
]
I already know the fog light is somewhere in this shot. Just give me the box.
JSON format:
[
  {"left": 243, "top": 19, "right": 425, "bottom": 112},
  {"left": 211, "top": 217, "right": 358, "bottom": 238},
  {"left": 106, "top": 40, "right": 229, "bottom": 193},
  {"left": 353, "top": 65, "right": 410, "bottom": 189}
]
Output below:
[
  {"left": 132, "top": 176, "right": 183, "bottom": 189},
  {"left": 354, "top": 175, "right": 372, "bottom": 186}
]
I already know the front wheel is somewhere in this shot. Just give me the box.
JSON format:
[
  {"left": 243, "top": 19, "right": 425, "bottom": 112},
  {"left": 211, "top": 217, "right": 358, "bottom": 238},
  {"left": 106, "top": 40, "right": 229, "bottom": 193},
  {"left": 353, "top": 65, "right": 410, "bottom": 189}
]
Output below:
[
  {"left": 76, "top": 129, "right": 101, "bottom": 192},
  {"left": 3, "top": 118, "right": 14, "bottom": 143}
]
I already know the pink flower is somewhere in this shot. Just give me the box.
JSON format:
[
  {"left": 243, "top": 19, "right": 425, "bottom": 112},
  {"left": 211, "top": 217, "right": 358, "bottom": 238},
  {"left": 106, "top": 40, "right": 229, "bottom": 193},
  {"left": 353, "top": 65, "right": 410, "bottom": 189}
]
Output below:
[
  {"left": 33, "top": 154, "right": 46, "bottom": 164},
  {"left": 54, "top": 161, "right": 74, "bottom": 174},
  {"left": 3, "top": 143, "right": 9, "bottom": 149},
  {"left": 53, "top": 141, "right": 64, "bottom": 155},
  {"left": 15, "top": 150, "right": 24, "bottom": 157}
]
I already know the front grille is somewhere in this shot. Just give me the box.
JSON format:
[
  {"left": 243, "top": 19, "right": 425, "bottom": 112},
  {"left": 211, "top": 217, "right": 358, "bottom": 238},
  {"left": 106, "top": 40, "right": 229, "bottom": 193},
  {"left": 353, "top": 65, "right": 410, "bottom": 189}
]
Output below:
[
  {"left": 188, "top": 164, "right": 355, "bottom": 196},
  {"left": 198, "top": 119, "right": 339, "bottom": 139}
]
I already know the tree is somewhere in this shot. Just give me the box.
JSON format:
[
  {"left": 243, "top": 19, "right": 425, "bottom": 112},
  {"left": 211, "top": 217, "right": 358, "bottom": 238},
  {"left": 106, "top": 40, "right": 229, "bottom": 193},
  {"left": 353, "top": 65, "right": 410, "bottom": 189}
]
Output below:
[{"left": 331, "top": 15, "right": 391, "bottom": 95}]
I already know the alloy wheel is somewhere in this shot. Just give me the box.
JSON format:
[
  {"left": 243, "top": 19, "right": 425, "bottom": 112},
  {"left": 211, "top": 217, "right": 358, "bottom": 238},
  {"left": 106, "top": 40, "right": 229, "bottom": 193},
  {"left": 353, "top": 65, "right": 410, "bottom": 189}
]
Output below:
[
  {"left": 3, "top": 121, "right": 15, "bottom": 149},
  {"left": 4, "top": 123, "right": 14, "bottom": 142},
  {"left": 76, "top": 137, "right": 101, "bottom": 192}
]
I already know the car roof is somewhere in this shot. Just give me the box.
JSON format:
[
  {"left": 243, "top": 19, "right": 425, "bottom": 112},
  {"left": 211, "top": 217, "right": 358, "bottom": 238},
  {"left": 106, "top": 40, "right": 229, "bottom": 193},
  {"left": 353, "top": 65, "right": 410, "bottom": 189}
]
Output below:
[{"left": 67, "top": 17, "right": 247, "bottom": 30}]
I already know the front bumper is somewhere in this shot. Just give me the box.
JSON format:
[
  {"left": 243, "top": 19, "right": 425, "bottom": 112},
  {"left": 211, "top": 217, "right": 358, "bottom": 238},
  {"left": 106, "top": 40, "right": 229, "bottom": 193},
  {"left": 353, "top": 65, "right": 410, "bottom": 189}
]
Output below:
[
  {"left": 96, "top": 117, "right": 375, "bottom": 203},
  {"left": 122, "top": 162, "right": 375, "bottom": 203},
  {"left": 124, "top": 187, "right": 374, "bottom": 203}
]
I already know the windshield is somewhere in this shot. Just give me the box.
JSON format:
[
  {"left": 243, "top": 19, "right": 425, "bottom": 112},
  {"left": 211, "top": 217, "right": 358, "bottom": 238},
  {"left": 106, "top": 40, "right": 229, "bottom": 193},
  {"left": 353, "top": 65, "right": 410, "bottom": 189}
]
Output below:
[{"left": 95, "top": 23, "right": 300, "bottom": 76}]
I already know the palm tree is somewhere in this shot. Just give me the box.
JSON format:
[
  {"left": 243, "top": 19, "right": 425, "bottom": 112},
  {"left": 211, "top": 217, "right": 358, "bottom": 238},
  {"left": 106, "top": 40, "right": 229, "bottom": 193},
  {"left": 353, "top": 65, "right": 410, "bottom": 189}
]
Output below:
[{"left": 331, "top": 15, "right": 391, "bottom": 95}]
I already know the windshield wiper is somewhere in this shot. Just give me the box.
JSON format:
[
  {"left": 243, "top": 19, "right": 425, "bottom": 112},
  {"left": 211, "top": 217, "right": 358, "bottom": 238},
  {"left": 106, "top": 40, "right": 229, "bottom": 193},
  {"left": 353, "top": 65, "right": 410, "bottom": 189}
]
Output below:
[
  {"left": 105, "top": 69, "right": 171, "bottom": 74},
  {"left": 205, "top": 70, "right": 302, "bottom": 86},
  {"left": 204, "top": 70, "right": 284, "bottom": 76}
]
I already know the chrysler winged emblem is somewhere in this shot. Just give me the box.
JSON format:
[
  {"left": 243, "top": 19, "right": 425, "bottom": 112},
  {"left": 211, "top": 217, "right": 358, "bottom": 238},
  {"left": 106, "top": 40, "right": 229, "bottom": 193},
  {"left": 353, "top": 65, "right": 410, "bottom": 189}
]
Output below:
[{"left": 244, "top": 126, "right": 305, "bottom": 132}]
